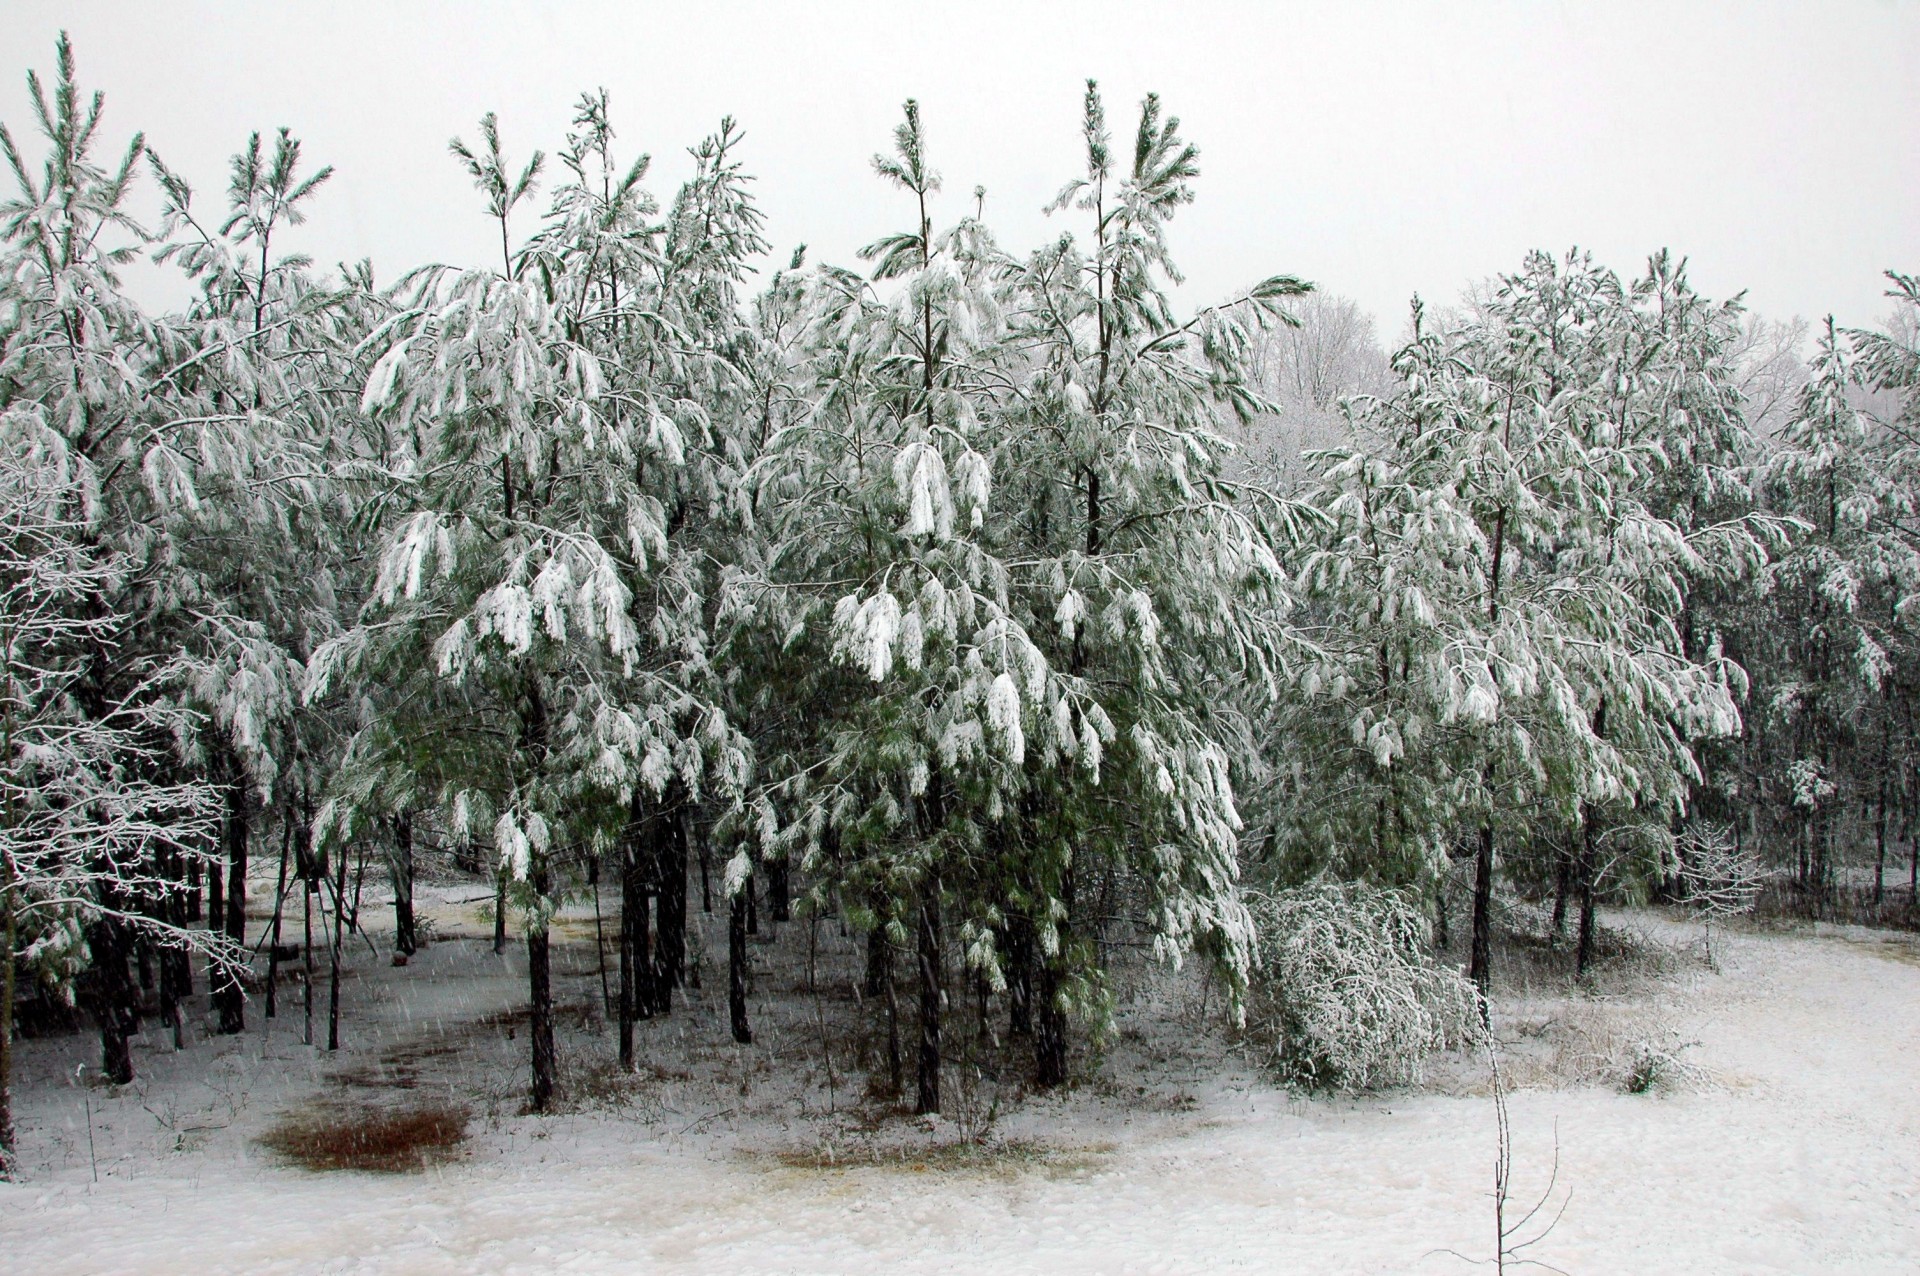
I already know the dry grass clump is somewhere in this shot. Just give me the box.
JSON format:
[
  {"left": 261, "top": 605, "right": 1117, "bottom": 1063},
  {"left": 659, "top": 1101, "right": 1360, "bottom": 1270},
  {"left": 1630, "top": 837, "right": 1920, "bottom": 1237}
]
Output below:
[
  {"left": 261, "top": 1100, "right": 470, "bottom": 1173},
  {"left": 772, "top": 1135, "right": 1109, "bottom": 1177}
]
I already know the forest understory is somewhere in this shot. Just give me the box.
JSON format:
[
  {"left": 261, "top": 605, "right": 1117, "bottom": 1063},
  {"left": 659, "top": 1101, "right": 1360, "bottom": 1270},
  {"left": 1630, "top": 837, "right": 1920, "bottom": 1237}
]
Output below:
[{"left": 2, "top": 877, "right": 1915, "bottom": 1275}]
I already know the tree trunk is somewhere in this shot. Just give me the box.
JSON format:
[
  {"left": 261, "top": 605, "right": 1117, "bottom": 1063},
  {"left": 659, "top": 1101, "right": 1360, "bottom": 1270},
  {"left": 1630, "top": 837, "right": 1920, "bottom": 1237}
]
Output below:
[
  {"left": 746, "top": 869, "right": 759, "bottom": 936},
  {"left": 618, "top": 798, "right": 641, "bottom": 1068},
  {"left": 768, "top": 858, "right": 790, "bottom": 924},
  {"left": 493, "top": 869, "right": 508, "bottom": 954},
  {"left": 87, "top": 912, "right": 138, "bottom": 1085},
  {"left": 1007, "top": 914, "right": 1033, "bottom": 1038},
  {"left": 186, "top": 854, "right": 201, "bottom": 923},
  {"left": 2, "top": 869, "right": 19, "bottom": 1175},
  {"left": 864, "top": 889, "right": 889, "bottom": 1000},
  {"left": 1576, "top": 815, "right": 1599, "bottom": 979},
  {"left": 1875, "top": 775, "right": 1888, "bottom": 906},
  {"left": 327, "top": 843, "right": 347, "bottom": 1051},
  {"left": 728, "top": 887, "right": 752, "bottom": 1044},
  {"left": 206, "top": 841, "right": 224, "bottom": 992},
  {"left": 266, "top": 813, "right": 293, "bottom": 1019},
  {"left": 216, "top": 770, "right": 248, "bottom": 1035},
  {"left": 589, "top": 855, "right": 610, "bottom": 1016},
  {"left": 652, "top": 807, "right": 687, "bottom": 1014},
  {"left": 1550, "top": 842, "right": 1573, "bottom": 944},
  {"left": 529, "top": 867, "right": 556, "bottom": 1112},
  {"left": 915, "top": 878, "right": 942, "bottom": 1114},
  {"left": 391, "top": 813, "right": 417, "bottom": 957},
  {"left": 1034, "top": 956, "right": 1068, "bottom": 1089},
  {"left": 303, "top": 878, "right": 314, "bottom": 1046},
  {"left": 698, "top": 821, "right": 713, "bottom": 914},
  {"left": 1468, "top": 821, "right": 1495, "bottom": 1017},
  {"left": 158, "top": 851, "right": 186, "bottom": 1050}
]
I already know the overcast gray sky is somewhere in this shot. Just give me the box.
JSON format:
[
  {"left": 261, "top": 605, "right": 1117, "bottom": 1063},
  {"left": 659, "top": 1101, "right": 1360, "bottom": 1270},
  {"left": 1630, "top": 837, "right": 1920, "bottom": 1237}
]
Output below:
[{"left": 3, "top": 1, "right": 1915, "bottom": 332}]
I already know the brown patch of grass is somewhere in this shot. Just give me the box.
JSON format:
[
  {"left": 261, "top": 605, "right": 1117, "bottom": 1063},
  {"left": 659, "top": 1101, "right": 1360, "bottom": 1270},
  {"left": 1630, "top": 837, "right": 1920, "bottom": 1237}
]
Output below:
[
  {"left": 261, "top": 1101, "right": 470, "bottom": 1173},
  {"left": 771, "top": 1136, "right": 1111, "bottom": 1177}
]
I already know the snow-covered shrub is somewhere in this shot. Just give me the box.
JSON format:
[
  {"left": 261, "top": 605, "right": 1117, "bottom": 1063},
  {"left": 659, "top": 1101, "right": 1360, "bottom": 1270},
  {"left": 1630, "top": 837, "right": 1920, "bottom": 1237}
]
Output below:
[{"left": 1245, "top": 881, "right": 1481, "bottom": 1091}]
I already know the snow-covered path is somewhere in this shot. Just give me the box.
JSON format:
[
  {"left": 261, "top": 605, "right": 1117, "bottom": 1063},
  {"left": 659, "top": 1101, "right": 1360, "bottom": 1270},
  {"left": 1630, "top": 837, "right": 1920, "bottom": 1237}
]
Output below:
[{"left": 3, "top": 922, "right": 1916, "bottom": 1275}]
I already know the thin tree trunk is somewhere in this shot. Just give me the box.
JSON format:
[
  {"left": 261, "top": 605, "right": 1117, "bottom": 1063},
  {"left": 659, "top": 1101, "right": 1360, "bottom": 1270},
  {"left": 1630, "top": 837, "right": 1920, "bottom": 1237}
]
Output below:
[
  {"left": 266, "top": 813, "right": 293, "bottom": 1018},
  {"left": 303, "top": 877, "right": 314, "bottom": 1046},
  {"left": 348, "top": 843, "right": 367, "bottom": 936},
  {"left": 698, "top": 821, "right": 712, "bottom": 914},
  {"left": 1875, "top": 774, "right": 1889, "bottom": 906},
  {"left": 618, "top": 797, "right": 643, "bottom": 1068},
  {"left": 206, "top": 840, "right": 223, "bottom": 993},
  {"left": 1034, "top": 869, "right": 1073, "bottom": 1088},
  {"left": 1576, "top": 814, "right": 1599, "bottom": 978},
  {"left": 1550, "top": 842, "right": 1573, "bottom": 944},
  {"left": 916, "top": 878, "right": 942, "bottom": 1114},
  {"left": 158, "top": 848, "right": 185, "bottom": 1050},
  {"left": 493, "top": 869, "right": 508, "bottom": 954},
  {"left": 864, "top": 893, "right": 889, "bottom": 1001},
  {"left": 1, "top": 863, "right": 18, "bottom": 1175},
  {"left": 391, "top": 814, "right": 416, "bottom": 957},
  {"left": 216, "top": 769, "right": 248, "bottom": 1035},
  {"left": 768, "top": 858, "right": 790, "bottom": 924},
  {"left": 529, "top": 866, "right": 555, "bottom": 1112},
  {"left": 589, "top": 856, "right": 610, "bottom": 1016},
  {"left": 728, "top": 887, "right": 752, "bottom": 1044},
  {"left": 653, "top": 806, "right": 688, "bottom": 1014},
  {"left": 328, "top": 843, "right": 347, "bottom": 1051},
  {"left": 88, "top": 911, "right": 137, "bottom": 1084},
  {"left": 1469, "top": 821, "right": 1495, "bottom": 1017}
]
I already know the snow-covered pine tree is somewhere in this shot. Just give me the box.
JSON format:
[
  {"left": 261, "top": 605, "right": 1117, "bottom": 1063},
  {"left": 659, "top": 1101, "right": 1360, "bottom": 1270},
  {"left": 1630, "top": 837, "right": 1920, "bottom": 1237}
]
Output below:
[
  {"left": 313, "top": 99, "right": 753, "bottom": 1105},
  {"left": 0, "top": 409, "right": 225, "bottom": 1167},
  {"left": 0, "top": 35, "right": 295, "bottom": 1069},
  {"left": 145, "top": 125, "right": 353, "bottom": 1033},
  {"left": 729, "top": 86, "right": 1315, "bottom": 1103},
  {"left": 1274, "top": 250, "right": 1759, "bottom": 999},
  {"left": 1756, "top": 288, "right": 1920, "bottom": 904}
]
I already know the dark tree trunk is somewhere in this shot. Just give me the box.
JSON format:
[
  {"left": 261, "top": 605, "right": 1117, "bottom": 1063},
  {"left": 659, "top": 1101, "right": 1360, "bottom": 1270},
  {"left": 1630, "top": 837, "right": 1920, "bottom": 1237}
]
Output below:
[
  {"left": 1875, "top": 775, "right": 1889, "bottom": 906},
  {"left": 652, "top": 807, "right": 687, "bottom": 1014},
  {"left": 303, "top": 878, "right": 315, "bottom": 1046},
  {"left": 1468, "top": 822, "right": 1494, "bottom": 1017},
  {"left": 728, "top": 887, "right": 752, "bottom": 1044},
  {"left": 215, "top": 770, "right": 248, "bottom": 1035},
  {"left": 864, "top": 889, "right": 889, "bottom": 1001},
  {"left": 2, "top": 883, "right": 16, "bottom": 1173},
  {"left": 1550, "top": 842, "right": 1573, "bottom": 944},
  {"left": 745, "top": 869, "right": 758, "bottom": 936},
  {"left": 589, "top": 855, "right": 611, "bottom": 1015},
  {"left": 159, "top": 846, "right": 188, "bottom": 1049},
  {"left": 87, "top": 912, "right": 138, "bottom": 1085},
  {"left": 1006, "top": 914, "right": 1033, "bottom": 1038},
  {"left": 391, "top": 813, "right": 417, "bottom": 957},
  {"left": 915, "top": 878, "right": 942, "bottom": 1114},
  {"left": 1576, "top": 816, "right": 1599, "bottom": 978},
  {"left": 186, "top": 854, "right": 201, "bottom": 923},
  {"left": 529, "top": 866, "right": 556, "bottom": 1112},
  {"left": 206, "top": 842, "right": 223, "bottom": 989},
  {"left": 327, "top": 842, "right": 347, "bottom": 1051},
  {"left": 493, "top": 869, "right": 508, "bottom": 954},
  {"left": 266, "top": 813, "right": 293, "bottom": 1019},
  {"left": 768, "top": 858, "right": 790, "bottom": 924},
  {"left": 618, "top": 797, "right": 648, "bottom": 1070},
  {"left": 698, "top": 819, "right": 712, "bottom": 914},
  {"left": 1034, "top": 867, "right": 1074, "bottom": 1088}
]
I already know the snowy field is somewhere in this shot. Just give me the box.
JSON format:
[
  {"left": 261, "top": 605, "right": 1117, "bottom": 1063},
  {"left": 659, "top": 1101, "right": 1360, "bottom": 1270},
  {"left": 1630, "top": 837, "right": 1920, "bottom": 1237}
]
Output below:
[{"left": 2, "top": 893, "right": 1916, "bottom": 1275}]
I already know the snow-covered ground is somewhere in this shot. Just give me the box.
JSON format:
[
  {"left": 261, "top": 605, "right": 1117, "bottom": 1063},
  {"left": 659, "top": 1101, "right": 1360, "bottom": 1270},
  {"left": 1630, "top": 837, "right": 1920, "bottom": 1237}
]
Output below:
[{"left": 3, "top": 891, "right": 1916, "bottom": 1274}]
